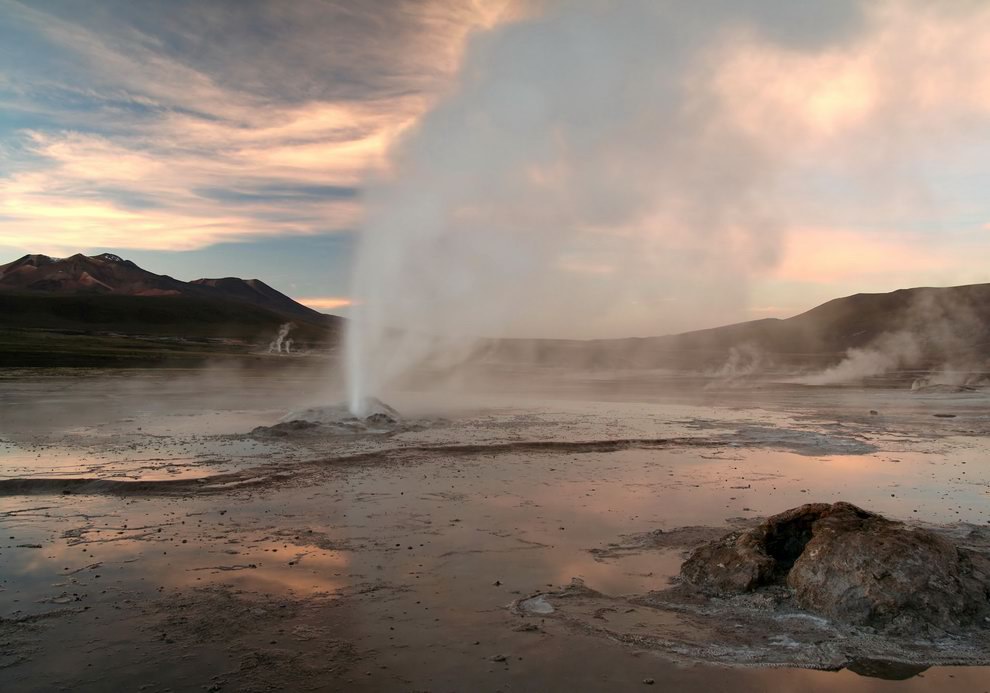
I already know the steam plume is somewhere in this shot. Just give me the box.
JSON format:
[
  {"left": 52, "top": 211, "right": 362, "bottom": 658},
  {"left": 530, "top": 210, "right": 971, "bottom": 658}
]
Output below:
[
  {"left": 269, "top": 322, "right": 295, "bottom": 354},
  {"left": 344, "top": 0, "right": 990, "bottom": 412}
]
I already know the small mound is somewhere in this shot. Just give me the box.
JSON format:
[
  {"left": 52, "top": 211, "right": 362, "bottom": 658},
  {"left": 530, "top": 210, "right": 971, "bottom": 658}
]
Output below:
[
  {"left": 283, "top": 398, "right": 400, "bottom": 427},
  {"left": 513, "top": 511, "right": 990, "bottom": 673},
  {"left": 248, "top": 398, "right": 403, "bottom": 438},
  {"left": 681, "top": 502, "right": 990, "bottom": 634}
]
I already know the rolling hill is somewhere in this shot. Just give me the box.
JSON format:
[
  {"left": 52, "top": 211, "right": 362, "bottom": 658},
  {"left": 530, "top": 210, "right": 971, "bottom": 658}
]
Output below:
[
  {"left": 2, "top": 251, "right": 987, "bottom": 374},
  {"left": 0, "top": 252, "right": 342, "bottom": 367},
  {"left": 485, "top": 284, "right": 990, "bottom": 371}
]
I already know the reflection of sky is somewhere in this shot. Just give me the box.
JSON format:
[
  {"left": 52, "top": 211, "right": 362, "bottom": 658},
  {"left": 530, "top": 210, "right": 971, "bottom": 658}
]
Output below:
[{"left": 3, "top": 434, "right": 990, "bottom": 687}]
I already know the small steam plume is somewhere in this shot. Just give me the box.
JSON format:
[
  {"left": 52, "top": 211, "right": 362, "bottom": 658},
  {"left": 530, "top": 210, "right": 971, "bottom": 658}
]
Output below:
[
  {"left": 796, "top": 287, "right": 990, "bottom": 386},
  {"left": 706, "top": 343, "right": 771, "bottom": 387},
  {"left": 796, "top": 332, "right": 922, "bottom": 386},
  {"left": 268, "top": 322, "right": 295, "bottom": 354}
]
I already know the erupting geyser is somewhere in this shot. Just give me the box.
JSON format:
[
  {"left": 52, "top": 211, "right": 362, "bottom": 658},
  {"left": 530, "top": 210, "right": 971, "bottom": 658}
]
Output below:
[{"left": 340, "top": 3, "right": 880, "bottom": 411}]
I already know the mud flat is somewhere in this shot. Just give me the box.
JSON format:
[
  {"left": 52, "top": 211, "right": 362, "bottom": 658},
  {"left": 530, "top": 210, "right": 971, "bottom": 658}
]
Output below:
[{"left": 1, "top": 370, "right": 989, "bottom": 691}]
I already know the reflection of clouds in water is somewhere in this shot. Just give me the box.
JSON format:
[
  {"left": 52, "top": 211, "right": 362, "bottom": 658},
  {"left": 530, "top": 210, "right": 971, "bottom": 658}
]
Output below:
[{"left": 178, "top": 548, "right": 351, "bottom": 595}]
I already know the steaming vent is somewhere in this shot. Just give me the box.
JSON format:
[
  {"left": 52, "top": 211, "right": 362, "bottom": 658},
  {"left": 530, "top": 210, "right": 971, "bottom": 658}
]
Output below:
[
  {"left": 277, "top": 398, "right": 401, "bottom": 433},
  {"left": 268, "top": 322, "right": 295, "bottom": 354}
]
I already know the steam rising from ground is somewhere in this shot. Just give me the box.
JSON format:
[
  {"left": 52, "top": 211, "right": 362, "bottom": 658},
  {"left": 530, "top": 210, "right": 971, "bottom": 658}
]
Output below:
[
  {"left": 269, "top": 322, "right": 295, "bottom": 354},
  {"left": 797, "top": 290, "right": 990, "bottom": 386},
  {"left": 797, "top": 332, "right": 922, "bottom": 386},
  {"left": 345, "top": 1, "right": 990, "bottom": 411}
]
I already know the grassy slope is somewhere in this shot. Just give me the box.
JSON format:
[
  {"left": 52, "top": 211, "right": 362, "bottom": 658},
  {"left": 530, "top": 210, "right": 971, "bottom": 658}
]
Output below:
[{"left": 0, "top": 293, "right": 340, "bottom": 367}]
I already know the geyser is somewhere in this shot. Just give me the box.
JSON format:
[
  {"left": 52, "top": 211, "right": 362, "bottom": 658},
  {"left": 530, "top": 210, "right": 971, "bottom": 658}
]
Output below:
[
  {"left": 343, "top": 0, "right": 987, "bottom": 412},
  {"left": 344, "top": 1, "right": 844, "bottom": 412}
]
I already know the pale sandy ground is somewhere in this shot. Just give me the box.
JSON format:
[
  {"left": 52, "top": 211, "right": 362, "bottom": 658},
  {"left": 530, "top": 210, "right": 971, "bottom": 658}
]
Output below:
[{"left": 1, "top": 368, "right": 989, "bottom": 692}]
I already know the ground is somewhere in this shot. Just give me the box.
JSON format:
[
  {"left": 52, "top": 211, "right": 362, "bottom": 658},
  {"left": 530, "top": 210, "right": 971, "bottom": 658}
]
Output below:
[{"left": 1, "top": 367, "right": 989, "bottom": 692}]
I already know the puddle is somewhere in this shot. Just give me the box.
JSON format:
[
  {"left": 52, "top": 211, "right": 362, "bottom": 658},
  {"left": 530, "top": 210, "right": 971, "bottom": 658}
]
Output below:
[{"left": 2, "top": 374, "right": 990, "bottom": 690}]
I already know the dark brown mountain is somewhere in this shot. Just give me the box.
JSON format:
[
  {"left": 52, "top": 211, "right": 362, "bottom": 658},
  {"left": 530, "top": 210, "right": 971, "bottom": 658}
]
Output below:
[
  {"left": 0, "top": 253, "right": 187, "bottom": 296},
  {"left": 3, "top": 252, "right": 987, "bottom": 373},
  {"left": 0, "top": 253, "right": 328, "bottom": 321},
  {"left": 188, "top": 277, "right": 321, "bottom": 320},
  {"left": 0, "top": 253, "right": 342, "bottom": 368}
]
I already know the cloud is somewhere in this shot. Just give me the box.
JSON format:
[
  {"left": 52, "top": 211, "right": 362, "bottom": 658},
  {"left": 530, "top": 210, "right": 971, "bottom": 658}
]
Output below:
[
  {"left": 0, "top": 0, "right": 510, "bottom": 253},
  {"left": 297, "top": 297, "right": 354, "bottom": 312},
  {"left": 2, "top": 0, "right": 990, "bottom": 342},
  {"left": 773, "top": 227, "right": 952, "bottom": 284}
]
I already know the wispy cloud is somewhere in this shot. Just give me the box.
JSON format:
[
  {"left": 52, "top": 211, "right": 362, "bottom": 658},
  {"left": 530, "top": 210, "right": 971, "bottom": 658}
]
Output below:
[
  {"left": 2, "top": 0, "right": 989, "bottom": 335},
  {"left": 297, "top": 297, "right": 354, "bottom": 311},
  {"left": 0, "top": 0, "right": 509, "bottom": 253}
]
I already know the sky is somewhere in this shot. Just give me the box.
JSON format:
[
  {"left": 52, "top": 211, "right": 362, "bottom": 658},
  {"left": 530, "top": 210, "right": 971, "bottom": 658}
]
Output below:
[{"left": 1, "top": 0, "right": 989, "bottom": 335}]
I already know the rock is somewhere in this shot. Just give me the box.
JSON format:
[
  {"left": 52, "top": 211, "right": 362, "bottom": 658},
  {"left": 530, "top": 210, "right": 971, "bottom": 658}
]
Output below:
[
  {"left": 681, "top": 503, "right": 828, "bottom": 595},
  {"left": 250, "top": 420, "right": 318, "bottom": 437},
  {"left": 512, "top": 623, "right": 540, "bottom": 632},
  {"left": 681, "top": 502, "right": 990, "bottom": 633},
  {"left": 365, "top": 411, "right": 399, "bottom": 426},
  {"left": 845, "top": 659, "right": 929, "bottom": 681}
]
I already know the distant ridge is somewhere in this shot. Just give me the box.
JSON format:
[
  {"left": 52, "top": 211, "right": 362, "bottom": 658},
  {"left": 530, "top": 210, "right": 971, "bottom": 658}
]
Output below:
[
  {"left": 0, "top": 252, "right": 328, "bottom": 321},
  {"left": 0, "top": 253, "right": 342, "bottom": 367},
  {"left": 189, "top": 277, "right": 320, "bottom": 320},
  {"left": 486, "top": 283, "right": 990, "bottom": 370},
  {"left": 2, "top": 252, "right": 988, "bottom": 373}
]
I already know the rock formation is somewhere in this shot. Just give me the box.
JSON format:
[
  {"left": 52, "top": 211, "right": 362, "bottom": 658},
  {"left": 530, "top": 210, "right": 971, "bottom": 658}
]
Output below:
[{"left": 681, "top": 502, "right": 990, "bottom": 633}]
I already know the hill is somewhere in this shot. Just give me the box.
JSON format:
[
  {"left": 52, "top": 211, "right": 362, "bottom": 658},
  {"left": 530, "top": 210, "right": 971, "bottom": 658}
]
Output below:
[
  {"left": 486, "top": 284, "right": 990, "bottom": 372},
  {"left": 0, "top": 253, "right": 342, "bottom": 367},
  {"left": 2, "top": 251, "right": 987, "bottom": 375},
  {"left": 0, "top": 252, "right": 329, "bottom": 319}
]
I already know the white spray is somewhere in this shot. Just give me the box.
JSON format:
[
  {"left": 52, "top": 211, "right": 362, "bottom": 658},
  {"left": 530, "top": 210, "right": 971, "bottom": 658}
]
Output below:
[{"left": 268, "top": 322, "right": 295, "bottom": 354}]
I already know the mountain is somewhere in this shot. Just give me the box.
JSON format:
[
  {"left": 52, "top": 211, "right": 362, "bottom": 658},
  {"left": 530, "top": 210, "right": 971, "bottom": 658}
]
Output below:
[
  {"left": 188, "top": 277, "right": 321, "bottom": 320},
  {"left": 486, "top": 283, "right": 990, "bottom": 371},
  {"left": 0, "top": 252, "right": 330, "bottom": 322},
  {"left": 0, "top": 253, "right": 187, "bottom": 296},
  {"left": 3, "top": 252, "right": 987, "bottom": 374},
  {"left": 0, "top": 253, "right": 342, "bottom": 366}
]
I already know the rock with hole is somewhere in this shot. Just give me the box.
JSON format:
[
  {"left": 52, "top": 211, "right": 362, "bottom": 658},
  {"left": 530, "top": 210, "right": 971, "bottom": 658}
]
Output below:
[{"left": 680, "top": 502, "right": 990, "bottom": 633}]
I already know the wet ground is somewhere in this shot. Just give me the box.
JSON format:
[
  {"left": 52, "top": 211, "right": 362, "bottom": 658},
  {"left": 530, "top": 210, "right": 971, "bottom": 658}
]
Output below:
[{"left": 1, "top": 368, "right": 989, "bottom": 691}]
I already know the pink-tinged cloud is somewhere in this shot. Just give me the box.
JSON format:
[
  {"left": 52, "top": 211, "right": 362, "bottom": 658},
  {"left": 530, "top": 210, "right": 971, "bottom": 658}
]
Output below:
[
  {"left": 297, "top": 297, "right": 354, "bottom": 311},
  {"left": 772, "top": 228, "right": 952, "bottom": 284},
  {"left": 0, "top": 1, "right": 514, "bottom": 254}
]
